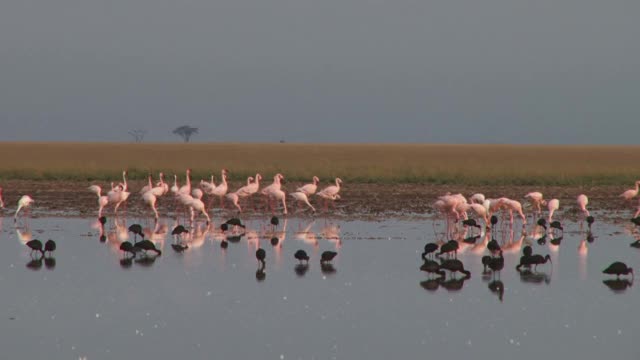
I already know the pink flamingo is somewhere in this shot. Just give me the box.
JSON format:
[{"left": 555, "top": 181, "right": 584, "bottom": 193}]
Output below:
[
  {"left": 316, "top": 178, "right": 342, "bottom": 209},
  {"left": 547, "top": 198, "right": 560, "bottom": 223},
  {"left": 170, "top": 174, "right": 180, "bottom": 194},
  {"left": 142, "top": 189, "right": 160, "bottom": 220},
  {"left": 290, "top": 191, "right": 316, "bottom": 213},
  {"left": 189, "top": 189, "right": 211, "bottom": 224},
  {"left": 620, "top": 181, "right": 640, "bottom": 201},
  {"left": 267, "top": 189, "right": 288, "bottom": 215},
  {"left": 225, "top": 176, "right": 254, "bottom": 213},
  {"left": 261, "top": 173, "right": 285, "bottom": 209},
  {"left": 577, "top": 194, "right": 589, "bottom": 217},
  {"left": 502, "top": 198, "right": 527, "bottom": 224},
  {"left": 139, "top": 174, "right": 154, "bottom": 194},
  {"left": 297, "top": 176, "right": 320, "bottom": 196},
  {"left": 179, "top": 169, "right": 192, "bottom": 195},
  {"left": 200, "top": 175, "right": 216, "bottom": 195},
  {"left": 525, "top": 192, "right": 546, "bottom": 217},
  {"left": 0, "top": 186, "right": 4, "bottom": 208},
  {"left": 107, "top": 184, "right": 130, "bottom": 216},
  {"left": 209, "top": 169, "right": 229, "bottom": 207},
  {"left": 88, "top": 185, "right": 109, "bottom": 218},
  {"left": 14, "top": 195, "right": 34, "bottom": 222},
  {"left": 469, "top": 193, "right": 485, "bottom": 204}
]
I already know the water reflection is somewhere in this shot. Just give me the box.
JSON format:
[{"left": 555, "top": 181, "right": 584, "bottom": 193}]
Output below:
[
  {"left": 44, "top": 257, "right": 56, "bottom": 270},
  {"left": 488, "top": 280, "right": 504, "bottom": 302},
  {"left": 294, "top": 264, "right": 309, "bottom": 277},
  {"left": 602, "top": 279, "right": 633, "bottom": 293},
  {"left": 320, "top": 263, "right": 337, "bottom": 275},
  {"left": 517, "top": 269, "right": 551, "bottom": 285},
  {"left": 26, "top": 255, "right": 44, "bottom": 271},
  {"left": 420, "top": 275, "right": 470, "bottom": 293}
]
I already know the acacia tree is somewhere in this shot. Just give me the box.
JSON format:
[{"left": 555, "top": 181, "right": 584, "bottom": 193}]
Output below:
[
  {"left": 172, "top": 125, "right": 199, "bottom": 143},
  {"left": 128, "top": 129, "right": 147, "bottom": 143}
]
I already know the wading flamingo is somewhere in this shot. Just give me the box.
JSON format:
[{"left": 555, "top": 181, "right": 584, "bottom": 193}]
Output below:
[
  {"left": 0, "top": 187, "right": 4, "bottom": 208},
  {"left": 316, "top": 178, "right": 342, "bottom": 209},
  {"left": 525, "top": 192, "right": 546, "bottom": 217},
  {"left": 297, "top": 176, "right": 320, "bottom": 196},
  {"left": 547, "top": 199, "right": 560, "bottom": 223},
  {"left": 209, "top": 169, "right": 229, "bottom": 207},
  {"left": 261, "top": 173, "right": 285, "bottom": 209},
  {"left": 179, "top": 169, "right": 192, "bottom": 195},
  {"left": 577, "top": 194, "right": 589, "bottom": 217},
  {"left": 88, "top": 185, "right": 109, "bottom": 218},
  {"left": 14, "top": 195, "right": 34, "bottom": 222},
  {"left": 620, "top": 181, "right": 640, "bottom": 201},
  {"left": 290, "top": 191, "right": 316, "bottom": 213}
]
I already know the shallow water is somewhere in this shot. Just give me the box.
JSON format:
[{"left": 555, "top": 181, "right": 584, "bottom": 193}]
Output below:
[{"left": 0, "top": 215, "right": 638, "bottom": 359}]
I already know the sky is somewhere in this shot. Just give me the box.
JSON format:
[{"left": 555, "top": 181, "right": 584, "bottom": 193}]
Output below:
[{"left": 0, "top": 0, "right": 639, "bottom": 144}]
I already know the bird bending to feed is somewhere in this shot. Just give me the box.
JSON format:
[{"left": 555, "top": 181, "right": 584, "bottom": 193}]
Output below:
[
  {"left": 119, "top": 242, "right": 138, "bottom": 257},
  {"left": 88, "top": 185, "right": 109, "bottom": 218},
  {"left": 547, "top": 199, "right": 559, "bottom": 223},
  {"left": 128, "top": 224, "right": 144, "bottom": 240},
  {"left": 437, "top": 240, "right": 459, "bottom": 258},
  {"left": 44, "top": 240, "right": 56, "bottom": 256},
  {"left": 439, "top": 259, "right": 471, "bottom": 278},
  {"left": 294, "top": 249, "right": 310, "bottom": 263},
  {"left": 525, "top": 192, "right": 546, "bottom": 214},
  {"left": 320, "top": 251, "right": 338, "bottom": 264},
  {"left": 316, "top": 178, "right": 343, "bottom": 208},
  {"left": 516, "top": 254, "right": 552, "bottom": 271},
  {"left": 26, "top": 239, "right": 44, "bottom": 255},
  {"left": 422, "top": 243, "right": 438, "bottom": 260},
  {"left": 14, "top": 195, "right": 35, "bottom": 222},
  {"left": 603, "top": 262, "right": 633, "bottom": 279},
  {"left": 134, "top": 240, "right": 162, "bottom": 256},
  {"left": 577, "top": 194, "right": 590, "bottom": 217},
  {"left": 172, "top": 225, "right": 189, "bottom": 236}
]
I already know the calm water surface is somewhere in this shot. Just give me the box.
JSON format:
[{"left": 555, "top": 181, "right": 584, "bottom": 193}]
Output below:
[{"left": 0, "top": 215, "right": 638, "bottom": 359}]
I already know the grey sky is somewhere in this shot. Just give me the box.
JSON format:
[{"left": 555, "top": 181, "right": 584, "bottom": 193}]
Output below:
[{"left": 1, "top": 0, "right": 638, "bottom": 143}]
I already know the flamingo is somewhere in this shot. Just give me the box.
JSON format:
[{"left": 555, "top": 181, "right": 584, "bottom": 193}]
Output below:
[
  {"left": 139, "top": 174, "right": 154, "bottom": 194},
  {"left": 225, "top": 176, "right": 254, "bottom": 213},
  {"left": 466, "top": 203, "right": 489, "bottom": 226},
  {"left": 316, "top": 178, "right": 342, "bottom": 209},
  {"left": 88, "top": 185, "right": 109, "bottom": 218},
  {"left": 290, "top": 191, "right": 316, "bottom": 212},
  {"left": 525, "top": 192, "right": 546, "bottom": 217},
  {"left": 209, "top": 169, "right": 229, "bottom": 207},
  {"left": 297, "top": 176, "right": 320, "bottom": 196},
  {"left": 142, "top": 180, "right": 160, "bottom": 221},
  {"left": 547, "top": 198, "right": 560, "bottom": 223},
  {"left": 189, "top": 189, "right": 211, "bottom": 224},
  {"left": 179, "top": 169, "right": 192, "bottom": 195},
  {"left": 577, "top": 194, "right": 590, "bottom": 217},
  {"left": 107, "top": 184, "right": 130, "bottom": 215},
  {"left": 14, "top": 195, "right": 35, "bottom": 222},
  {"left": 469, "top": 193, "right": 485, "bottom": 204},
  {"left": 261, "top": 173, "right": 285, "bottom": 209},
  {"left": 0, "top": 186, "right": 4, "bottom": 208},
  {"left": 620, "top": 181, "right": 640, "bottom": 201},
  {"left": 267, "top": 189, "right": 288, "bottom": 215},
  {"left": 502, "top": 199, "right": 527, "bottom": 224},
  {"left": 170, "top": 174, "right": 180, "bottom": 194}
]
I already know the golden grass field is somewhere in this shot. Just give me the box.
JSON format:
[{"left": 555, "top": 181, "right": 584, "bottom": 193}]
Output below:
[{"left": 0, "top": 142, "right": 638, "bottom": 185}]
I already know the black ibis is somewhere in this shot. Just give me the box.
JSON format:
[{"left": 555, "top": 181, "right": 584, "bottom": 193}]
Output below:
[
  {"left": 550, "top": 221, "right": 563, "bottom": 232},
  {"left": 536, "top": 218, "right": 547, "bottom": 230},
  {"left": 44, "top": 239, "right": 56, "bottom": 256},
  {"left": 436, "top": 240, "right": 459, "bottom": 258},
  {"left": 226, "top": 218, "right": 246, "bottom": 229},
  {"left": 523, "top": 245, "right": 533, "bottom": 257},
  {"left": 586, "top": 216, "right": 594, "bottom": 229},
  {"left": 26, "top": 239, "right": 44, "bottom": 255},
  {"left": 487, "top": 239, "right": 501, "bottom": 254},
  {"left": 220, "top": 240, "right": 229, "bottom": 249},
  {"left": 439, "top": 259, "right": 471, "bottom": 278},
  {"left": 294, "top": 250, "right": 309, "bottom": 263},
  {"left": 172, "top": 225, "right": 189, "bottom": 236},
  {"left": 119, "top": 241, "right": 138, "bottom": 257},
  {"left": 270, "top": 216, "right": 279, "bottom": 230},
  {"left": 631, "top": 217, "right": 640, "bottom": 226},
  {"left": 134, "top": 240, "right": 162, "bottom": 256},
  {"left": 256, "top": 248, "right": 266, "bottom": 266},
  {"left": 422, "top": 243, "right": 438, "bottom": 260},
  {"left": 462, "top": 219, "right": 481, "bottom": 229},
  {"left": 171, "top": 243, "right": 189, "bottom": 253},
  {"left": 481, "top": 255, "right": 492, "bottom": 272},
  {"left": 488, "top": 251, "right": 504, "bottom": 273},
  {"left": 320, "top": 251, "right": 338, "bottom": 264},
  {"left": 270, "top": 237, "right": 279, "bottom": 246},
  {"left": 490, "top": 215, "right": 498, "bottom": 228},
  {"left": 128, "top": 224, "right": 144, "bottom": 240},
  {"left": 602, "top": 262, "right": 633, "bottom": 279}
]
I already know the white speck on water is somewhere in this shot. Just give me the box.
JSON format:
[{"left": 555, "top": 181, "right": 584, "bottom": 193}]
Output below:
[
  {"left": 206, "top": 291, "right": 212, "bottom": 296},
  {"left": 322, "top": 276, "right": 327, "bottom": 280},
  {"left": 321, "top": 315, "right": 326, "bottom": 320},
  {"left": 135, "top": 330, "right": 140, "bottom": 335},
  {"left": 445, "top": 322, "right": 449, "bottom": 327},
  {"left": 617, "top": 329, "right": 622, "bottom": 335},
  {"left": 564, "top": 324, "right": 569, "bottom": 328},
  {"left": 593, "top": 335, "right": 597, "bottom": 340},
  {"left": 466, "top": 340, "right": 472, "bottom": 346},
  {"left": 448, "top": 298, "right": 453, "bottom": 302},
  {"left": 51, "top": 314, "right": 56, "bottom": 320},
  {"left": 509, "top": 339, "right": 514, "bottom": 344},
  {"left": 283, "top": 296, "right": 287, "bottom": 301},
  {"left": 523, "top": 331, "right": 527, "bottom": 336},
  {"left": 146, "top": 312, "right": 150, "bottom": 317},
  {"left": 280, "top": 355, "right": 284, "bottom": 359},
  {"left": 304, "top": 305, "right": 309, "bottom": 309},
  {"left": 232, "top": 263, "right": 236, "bottom": 268},
  {"left": 95, "top": 313, "right": 100, "bottom": 318},
  {"left": 154, "top": 324, "right": 159, "bottom": 329},
  {"left": 71, "top": 346, "right": 76, "bottom": 350},
  {"left": 9, "top": 264, "right": 14, "bottom": 268}
]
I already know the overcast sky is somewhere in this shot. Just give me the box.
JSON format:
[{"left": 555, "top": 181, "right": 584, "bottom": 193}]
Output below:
[{"left": 0, "top": 0, "right": 638, "bottom": 143}]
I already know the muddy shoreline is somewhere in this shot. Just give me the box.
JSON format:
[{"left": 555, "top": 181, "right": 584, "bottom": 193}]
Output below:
[{"left": 0, "top": 180, "right": 636, "bottom": 222}]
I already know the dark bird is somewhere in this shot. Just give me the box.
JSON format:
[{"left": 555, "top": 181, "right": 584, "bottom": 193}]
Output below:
[
  {"left": 320, "top": 251, "right": 338, "bottom": 264},
  {"left": 631, "top": 217, "right": 640, "bottom": 226},
  {"left": 630, "top": 240, "right": 640, "bottom": 249},
  {"left": 517, "top": 254, "right": 552, "bottom": 271},
  {"left": 490, "top": 215, "right": 498, "bottom": 228},
  {"left": 462, "top": 219, "right": 481, "bottom": 228},
  {"left": 270, "top": 216, "right": 279, "bottom": 229},
  {"left": 439, "top": 259, "right": 471, "bottom": 278},
  {"left": 586, "top": 216, "right": 595, "bottom": 229},
  {"left": 226, "top": 218, "right": 246, "bottom": 228},
  {"left": 270, "top": 237, "right": 279, "bottom": 246},
  {"left": 44, "top": 239, "right": 56, "bottom": 256},
  {"left": 536, "top": 218, "right": 547, "bottom": 230},
  {"left": 523, "top": 245, "right": 533, "bottom": 257},
  {"left": 255, "top": 268, "right": 266, "bottom": 281},
  {"left": 550, "top": 221, "right": 563, "bottom": 232},
  {"left": 439, "top": 277, "right": 468, "bottom": 291},
  {"left": 294, "top": 249, "right": 309, "bottom": 263},
  {"left": 602, "top": 262, "right": 633, "bottom": 279},
  {"left": 119, "top": 241, "right": 138, "bottom": 257},
  {"left": 488, "top": 251, "right": 504, "bottom": 273},
  {"left": 256, "top": 248, "right": 266, "bottom": 266},
  {"left": 171, "top": 225, "right": 189, "bottom": 236},
  {"left": 220, "top": 223, "right": 229, "bottom": 232},
  {"left": 487, "top": 239, "right": 501, "bottom": 254},
  {"left": 436, "top": 240, "right": 459, "bottom": 258},
  {"left": 98, "top": 216, "right": 107, "bottom": 226},
  {"left": 220, "top": 240, "right": 229, "bottom": 249},
  {"left": 134, "top": 240, "right": 162, "bottom": 256},
  {"left": 171, "top": 243, "right": 189, "bottom": 253},
  {"left": 26, "top": 239, "right": 44, "bottom": 255},
  {"left": 294, "top": 264, "right": 309, "bottom": 277},
  {"left": 128, "top": 224, "right": 144, "bottom": 240},
  {"left": 422, "top": 243, "right": 439, "bottom": 260},
  {"left": 420, "top": 259, "right": 445, "bottom": 277}
]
